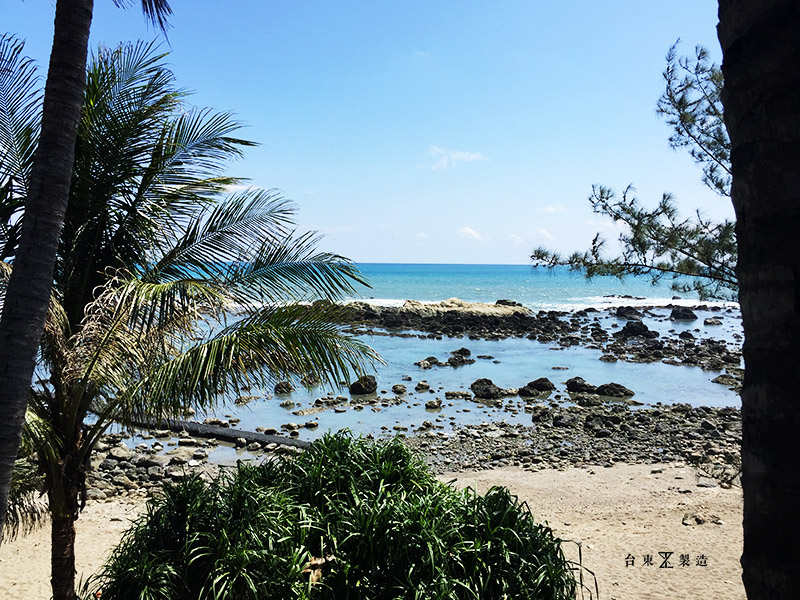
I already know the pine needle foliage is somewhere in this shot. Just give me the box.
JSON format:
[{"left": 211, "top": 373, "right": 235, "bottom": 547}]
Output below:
[
  {"left": 532, "top": 42, "right": 736, "bottom": 301},
  {"left": 88, "top": 433, "right": 577, "bottom": 600}
]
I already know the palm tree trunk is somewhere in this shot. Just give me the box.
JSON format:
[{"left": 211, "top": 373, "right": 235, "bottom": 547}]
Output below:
[
  {"left": 51, "top": 508, "right": 78, "bottom": 600},
  {"left": 0, "top": 0, "right": 94, "bottom": 543},
  {"left": 718, "top": 1, "right": 800, "bottom": 597}
]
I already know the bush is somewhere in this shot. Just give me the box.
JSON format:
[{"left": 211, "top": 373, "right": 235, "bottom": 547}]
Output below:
[{"left": 88, "top": 432, "right": 576, "bottom": 599}]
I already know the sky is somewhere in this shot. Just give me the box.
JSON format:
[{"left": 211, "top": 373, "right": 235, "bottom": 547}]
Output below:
[{"left": 6, "top": 0, "right": 730, "bottom": 265}]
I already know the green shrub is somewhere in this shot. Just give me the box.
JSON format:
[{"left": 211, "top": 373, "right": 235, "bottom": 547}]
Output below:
[{"left": 88, "top": 432, "right": 576, "bottom": 599}]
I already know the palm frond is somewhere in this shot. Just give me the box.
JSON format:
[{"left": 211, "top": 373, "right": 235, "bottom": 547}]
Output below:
[
  {"left": 0, "top": 33, "right": 41, "bottom": 187},
  {"left": 0, "top": 34, "right": 41, "bottom": 260},
  {"left": 112, "top": 0, "right": 174, "bottom": 32},
  {"left": 61, "top": 41, "right": 254, "bottom": 321},
  {"left": 224, "top": 231, "right": 369, "bottom": 305},
  {"left": 145, "top": 188, "right": 294, "bottom": 281},
  {"left": 116, "top": 302, "right": 378, "bottom": 424},
  {"left": 2, "top": 458, "right": 48, "bottom": 541}
]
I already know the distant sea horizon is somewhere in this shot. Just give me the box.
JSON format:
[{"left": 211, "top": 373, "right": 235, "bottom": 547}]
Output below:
[{"left": 348, "top": 262, "right": 737, "bottom": 312}]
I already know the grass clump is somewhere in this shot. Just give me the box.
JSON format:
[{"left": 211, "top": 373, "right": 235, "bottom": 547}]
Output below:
[{"left": 88, "top": 432, "right": 576, "bottom": 599}]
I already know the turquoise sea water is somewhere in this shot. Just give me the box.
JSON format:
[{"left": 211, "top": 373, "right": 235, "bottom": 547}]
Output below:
[
  {"left": 179, "top": 263, "right": 741, "bottom": 460},
  {"left": 349, "top": 263, "right": 730, "bottom": 311}
]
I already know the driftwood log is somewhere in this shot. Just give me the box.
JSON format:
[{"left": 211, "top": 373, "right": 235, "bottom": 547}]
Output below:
[{"left": 132, "top": 417, "right": 311, "bottom": 449}]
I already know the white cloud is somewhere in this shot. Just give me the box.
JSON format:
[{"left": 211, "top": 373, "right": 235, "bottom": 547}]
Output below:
[
  {"left": 458, "top": 226, "right": 485, "bottom": 241},
  {"left": 508, "top": 233, "right": 525, "bottom": 245},
  {"left": 538, "top": 227, "right": 554, "bottom": 240},
  {"left": 416, "top": 232, "right": 429, "bottom": 240},
  {"left": 225, "top": 183, "right": 254, "bottom": 193},
  {"left": 541, "top": 203, "right": 567, "bottom": 214},
  {"left": 429, "top": 145, "right": 487, "bottom": 170}
]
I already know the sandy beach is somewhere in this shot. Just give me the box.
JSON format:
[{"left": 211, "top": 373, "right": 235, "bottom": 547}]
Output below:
[
  {"left": 0, "top": 461, "right": 744, "bottom": 600},
  {"left": 446, "top": 462, "right": 744, "bottom": 600}
]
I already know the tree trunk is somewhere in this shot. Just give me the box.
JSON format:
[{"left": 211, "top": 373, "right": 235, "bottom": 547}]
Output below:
[
  {"left": 51, "top": 513, "right": 78, "bottom": 600},
  {"left": 0, "top": 0, "right": 93, "bottom": 543},
  {"left": 717, "top": 1, "right": 800, "bottom": 597}
]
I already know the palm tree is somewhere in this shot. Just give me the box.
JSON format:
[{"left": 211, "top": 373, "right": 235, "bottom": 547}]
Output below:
[
  {"left": 0, "top": 0, "right": 173, "bottom": 544},
  {"left": 1, "top": 38, "right": 375, "bottom": 600},
  {"left": 718, "top": 1, "right": 800, "bottom": 597}
]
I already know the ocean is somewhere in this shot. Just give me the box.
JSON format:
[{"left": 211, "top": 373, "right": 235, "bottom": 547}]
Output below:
[
  {"left": 196, "top": 263, "right": 741, "bottom": 460},
  {"left": 348, "top": 263, "right": 733, "bottom": 311}
]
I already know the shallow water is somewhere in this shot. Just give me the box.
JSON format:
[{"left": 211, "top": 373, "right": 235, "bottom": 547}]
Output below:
[{"left": 191, "top": 306, "right": 741, "bottom": 461}]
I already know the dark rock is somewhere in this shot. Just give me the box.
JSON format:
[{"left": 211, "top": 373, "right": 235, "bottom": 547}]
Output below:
[
  {"left": 566, "top": 377, "right": 597, "bottom": 393},
  {"left": 615, "top": 306, "right": 643, "bottom": 320},
  {"left": 596, "top": 382, "right": 635, "bottom": 397},
  {"left": 425, "top": 398, "right": 442, "bottom": 409},
  {"left": 671, "top": 306, "right": 698, "bottom": 320},
  {"left": 98, "top": 458, "right": 118, "bottom": 471},
  {"left": 470, "top": 378, "right": 504, "bottom": 399},
  {"left": 679, "top": 331, "right": 695, "bottom": 340},
  {"left": 137, "top": 454, "right": 169, "bottom": 469},
  {"left": 619, "top": 320, "right": 652, "bottom": 338},
  {"left": 572, "top": 393, "right": 602, "bottom": 407},
  {"left": 530, "top": 405, "right": 552, "bottom": 422},
  {"left": 446, "top": 350, "right": 476, "bottom": 366},
  {"left": 552, "top": 414, "right": 576, "bottom": 428},
  {"left": 519, "top": 377, "right": 556, "bottom": 397},
  {"left": 704, "top": 317, "right": 723, "bottom": 326},
  {"left": 496, "top": 299, "right": 522, "bottom": 307},
  {"left": 349, "top": 375, "right": 377, "bottom": 395},
  {"left": 391, "top": 384, "right": 407, "bottom": 395},
  {"left": 415, "top": 381, "right": 430, "bottom": 392}
]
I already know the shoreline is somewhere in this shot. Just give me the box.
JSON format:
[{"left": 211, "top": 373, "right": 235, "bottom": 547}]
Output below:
[
  {"left": 349, "top": 294, "right": 740, "bottom": 312},
  {"left": 79, "top": 296, "right": 742, "bottom": 500}
]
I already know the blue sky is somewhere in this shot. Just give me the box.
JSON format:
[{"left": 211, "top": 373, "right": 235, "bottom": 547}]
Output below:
[{"left": 7, "top": 0, "right": 729, "bottom": 264}]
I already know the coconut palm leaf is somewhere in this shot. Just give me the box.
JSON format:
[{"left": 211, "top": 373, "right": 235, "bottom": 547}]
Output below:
[
  {"left": 0, "top": 34, "right": 41, "bottom": 260},
  {"left": 61, "top": 41, "right": 255, "bottom": 323},
  {"left": 223, "top": 231, "right": 367, "bottom": 305},
  {"left": 0, "top": 33, "right": 40, "bottom": 189},
  {"left": 112, "top": 0, "right": 174, "bottom": 32},
  {"left": 114, "top": 302, "right": 377, "bottom": 427},
  {"left": 144, "top": 188, "right": 294, "bottom": 282},
  {"left": 2, "top": 458, "right": 47, "bottom": 541}
]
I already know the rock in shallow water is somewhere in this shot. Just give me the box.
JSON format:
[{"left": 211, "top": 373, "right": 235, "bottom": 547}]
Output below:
[
  {"left": 566, "top": 377, "right": 597, "bottom": 393},
  {"left": 470, "top": 378, "right": 503, "bottom": 399},
  {"left": 595, "top": 382, "right": 635, "bottom": 397},
  {"left": 349, "top": 375, "right": 377, "bottom": 395}
]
